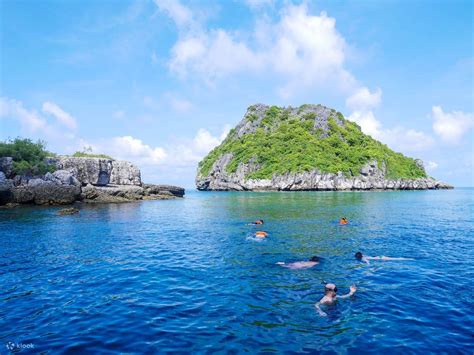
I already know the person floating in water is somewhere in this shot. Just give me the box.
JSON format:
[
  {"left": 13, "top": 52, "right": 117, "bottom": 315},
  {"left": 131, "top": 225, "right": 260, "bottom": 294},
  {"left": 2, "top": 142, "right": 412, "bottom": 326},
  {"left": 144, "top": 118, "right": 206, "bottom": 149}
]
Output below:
[
  {"left": 276, "top": 256, "right": 320, "bottom": 269},
  {"left": 255, "top": 231, "right": 268, "bottom": 238},
  {"left": 339, "top": 217, "right": 349, "bottom": 225},
  {"left": 315, "top": 283, "right": 357, "bottom": 317},
  {"left": 249, "top": 219, "right": 264, "bottom": 225},
  {"left": 355, "top": 251, "right": 415, "bottom": 264}
]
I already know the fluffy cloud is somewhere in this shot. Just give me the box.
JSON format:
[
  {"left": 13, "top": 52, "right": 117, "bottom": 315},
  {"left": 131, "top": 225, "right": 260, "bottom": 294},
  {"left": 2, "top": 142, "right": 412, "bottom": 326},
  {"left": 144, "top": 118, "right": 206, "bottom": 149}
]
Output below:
[
  {"left": 157, "top": 1, "right": 356, "bottom": 96},
  {"left": 153, "top": 0, "right": 194, "bottom": 29},
  {"left": 81, "top": 125, "right": 230, "bottom": 170},
  {"left": 426, "top": 161, "right": 438, "bottom": 170},
  {"left": 0, "top": 97, "right": 75, "bottom": 140},
  {"left": 42, "top": 102, "right": 77, "bottom": 130},
  {"left": 346, "top": 87, "right": 382, "bottom": 111},
  {"left": 432, "top": 106, "right": 473, "bottom": 143},
  {"left": 245, "top": 0, "right": 274, "bottom": 9},
  {"left": 0, "top": 97, "right": 46, "bottom": 132},
  {"left": 347, "top": 108, "right": 434, "bottom": 153},
  {"left": 347, "top": 110, "right": 381, "bottom": 139}
]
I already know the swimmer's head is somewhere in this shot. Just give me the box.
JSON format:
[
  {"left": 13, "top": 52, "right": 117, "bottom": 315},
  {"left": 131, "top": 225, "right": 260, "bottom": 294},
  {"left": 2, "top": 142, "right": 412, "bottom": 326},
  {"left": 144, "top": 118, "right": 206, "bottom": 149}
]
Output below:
[
  {"left": 324, "top": 283, "right": 337, "bottom": 294},
  {"left": 355, "top": 252, "right": 363, "bottom": 260},
  {"left": 310, "top": 256, "right": 320, "bottom": 262}
]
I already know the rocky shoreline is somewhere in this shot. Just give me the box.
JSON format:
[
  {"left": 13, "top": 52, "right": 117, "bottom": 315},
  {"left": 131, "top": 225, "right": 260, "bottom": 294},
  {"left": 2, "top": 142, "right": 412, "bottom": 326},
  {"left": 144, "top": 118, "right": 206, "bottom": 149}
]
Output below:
[
  {"left": 0, "top": 156, "right": 184, "bottom": 207},
  {"left": 196, "top": 158, "right": 453, "bottom": 191}
]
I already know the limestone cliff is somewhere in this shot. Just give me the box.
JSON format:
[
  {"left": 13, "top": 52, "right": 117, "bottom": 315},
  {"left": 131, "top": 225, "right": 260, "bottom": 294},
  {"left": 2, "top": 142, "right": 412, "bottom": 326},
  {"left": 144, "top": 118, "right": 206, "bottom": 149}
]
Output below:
[{"left": 0, "top": 156, "right": 184, "bottom": 206}]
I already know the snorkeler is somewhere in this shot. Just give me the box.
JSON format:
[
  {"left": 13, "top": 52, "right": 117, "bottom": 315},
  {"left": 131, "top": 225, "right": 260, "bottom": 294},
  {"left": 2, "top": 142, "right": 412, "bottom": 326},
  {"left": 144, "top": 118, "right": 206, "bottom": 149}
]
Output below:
[
  {"left": 249, "top": 219, "right": 264, "bottom": 225},
  {"left": 315, "top": 283, "right": 357, "bottom": 317},
  {"left": 276, "top": 256, "right": 320, "bottom": 269},
  {"left": 355, "top": 251, "right": 414, "bottom": 264},
  {"left": 255, "top": 231, "right": 268, "bottom": 238},
  {"left": 339, "top": 217, "right": 349, "bottom": 225}
]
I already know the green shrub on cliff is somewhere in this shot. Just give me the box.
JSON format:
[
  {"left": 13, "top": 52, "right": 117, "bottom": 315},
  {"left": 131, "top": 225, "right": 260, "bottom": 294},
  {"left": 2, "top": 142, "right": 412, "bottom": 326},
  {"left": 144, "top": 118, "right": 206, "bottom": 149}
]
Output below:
[
  {"left": 0, "top": 138, "right": 56, "bottom": 175},
  {"left": 198, "top": 105, "right": 427, "bottom": 180},
  {"left": 72, "top": 151, "right": 115, "bottom": 160}
]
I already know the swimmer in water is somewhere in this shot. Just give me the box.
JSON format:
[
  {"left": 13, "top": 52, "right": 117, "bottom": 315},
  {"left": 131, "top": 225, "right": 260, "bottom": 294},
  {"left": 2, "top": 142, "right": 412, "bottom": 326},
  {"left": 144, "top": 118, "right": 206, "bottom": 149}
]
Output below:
[
  {"left": 255, "top": 231, "right": 268, "bottom": 238},
  {"left": 339, "top": 217, "right": 349, "bottom": 225},
  {"left": 276, "top": 256, "right": 320, "bottom": 269},
  {"left": 249, "top": 219, "right": 264, "bottom": 225},
  {"left": 315, "top": 283, "right": 357, "bottom": 317},
  {"left": 355, "top": 251, "right": 414, "bottom": 264}
]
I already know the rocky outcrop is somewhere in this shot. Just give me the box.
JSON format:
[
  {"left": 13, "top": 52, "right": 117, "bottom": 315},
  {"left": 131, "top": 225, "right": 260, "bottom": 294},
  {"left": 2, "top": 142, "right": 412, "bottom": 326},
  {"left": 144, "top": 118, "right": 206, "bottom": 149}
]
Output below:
[
  {"left": 110, "top": 161, "right": 141, "bottom": 185},
  {"left": 80, "top": 184, "right": 185, "bottom": 203},
  {"left": 46, "top": 157, "right": 142, "bottom": 186},
  {"left": 6, "top": 171, "right": 82, "bottom": 205},
  {"left": 0, "top": 156, "right": 184, "bottom": 206},
  {"left": 196, "top": 159, "right": 453, "bottom": 191},
  {"left": 0, "top": 157, "right": 13, "bottom": 178}
]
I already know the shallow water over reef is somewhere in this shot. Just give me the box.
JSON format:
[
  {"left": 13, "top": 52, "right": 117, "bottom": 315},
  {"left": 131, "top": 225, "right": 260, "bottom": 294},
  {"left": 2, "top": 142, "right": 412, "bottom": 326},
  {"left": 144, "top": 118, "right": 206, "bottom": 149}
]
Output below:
[{"left": 1, "top": 189, "right": 473, "bottom": 353}]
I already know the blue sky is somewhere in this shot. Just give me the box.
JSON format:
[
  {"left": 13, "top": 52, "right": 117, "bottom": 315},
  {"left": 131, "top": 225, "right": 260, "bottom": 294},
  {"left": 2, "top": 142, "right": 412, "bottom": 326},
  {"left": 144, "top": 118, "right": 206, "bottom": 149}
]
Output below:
[{"left": 1, "top": 0, "right": 473, "bottom": 187}]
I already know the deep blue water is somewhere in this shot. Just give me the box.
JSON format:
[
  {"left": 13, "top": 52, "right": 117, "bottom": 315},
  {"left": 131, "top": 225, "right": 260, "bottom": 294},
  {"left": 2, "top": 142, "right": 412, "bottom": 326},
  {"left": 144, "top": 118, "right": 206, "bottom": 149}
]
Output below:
[{"left": 1, "top": 189, "right": 473, "bottom": 354}]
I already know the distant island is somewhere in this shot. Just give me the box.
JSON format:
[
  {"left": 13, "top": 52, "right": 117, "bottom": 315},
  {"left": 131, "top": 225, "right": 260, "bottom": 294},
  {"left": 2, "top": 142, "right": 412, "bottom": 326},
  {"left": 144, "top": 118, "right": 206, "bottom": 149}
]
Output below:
[
  {"left": 0, "top": 138, "right": 184, "bottom": 207},
  {"left": 196, "top": 104, "right": 452, "bottom": 191}
]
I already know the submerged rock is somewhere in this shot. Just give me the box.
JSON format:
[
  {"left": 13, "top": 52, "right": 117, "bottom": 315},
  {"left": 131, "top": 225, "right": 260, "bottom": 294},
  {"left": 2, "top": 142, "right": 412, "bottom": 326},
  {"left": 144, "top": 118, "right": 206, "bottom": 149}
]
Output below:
[{"left": 58, "top": 207, "right": 80, "bottom": 215}]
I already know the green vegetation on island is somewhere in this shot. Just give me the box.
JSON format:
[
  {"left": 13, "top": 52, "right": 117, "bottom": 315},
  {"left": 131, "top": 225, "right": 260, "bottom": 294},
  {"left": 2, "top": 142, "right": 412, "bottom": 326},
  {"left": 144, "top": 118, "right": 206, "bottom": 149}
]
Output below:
[
  {"left": 72, "top": 151, "right": 115, "bottom": 160},
  {"left": 0, "top": 138, "right": 56, "bottom": 175},
  {"left": 0, "top": 138, "right": 115, "bottom": 176},
  {"left": 198, "top": 105, "right": 427, "bottom": 180}
]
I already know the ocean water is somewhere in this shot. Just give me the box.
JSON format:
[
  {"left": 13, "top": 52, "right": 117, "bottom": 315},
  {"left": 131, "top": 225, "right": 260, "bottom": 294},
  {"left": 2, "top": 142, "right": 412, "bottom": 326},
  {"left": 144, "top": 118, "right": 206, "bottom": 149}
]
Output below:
[{"left": 0, "top": 189, "right": 473, "bottom": 354}]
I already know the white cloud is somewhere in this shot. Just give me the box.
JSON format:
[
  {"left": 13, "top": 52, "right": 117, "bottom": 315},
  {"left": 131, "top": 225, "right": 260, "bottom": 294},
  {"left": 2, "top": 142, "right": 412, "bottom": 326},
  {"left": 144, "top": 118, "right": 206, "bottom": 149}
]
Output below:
[
  {"left": 245, "top": 0, "right": 274, "bottom": 9},
  {"left": 42, "top": 102, "right": 77, "bottom": 130},
  {"left": 347, "top": 110, "right": 434, "bottom": 152},
  {"left": 0, "top": 97, "right": 46, "bottom": 132},
  {"left": 432, "top": 105, "right": 473, "bottom": 143},
  {"left": 381, "top": 127, "right": 434, "bottom": 152},
  {"left": 346, "top": 87, "right": 382, "bottom": 111},
  {"left": 426, "top": 161, "right": 438, "bottom": 170},
  {"left": 164, "top": 93, "right": 193, "bottom": 112},
  {"left": 81, "top": 125, "right": 230, "bottom": 170},
  {"left": 153, "top": 0, "right": 194, "bottom": 29},
  {"left": 169, "top": 30, "right": 264, "bottom": 82},
  {"left": 0, "top": 97, "right": 76, "bottom": 140},
  {"left": 347, "top": 110, "right": 382, "bottom": 139},
  {"left": 158, "top": 2, "right": 356, "bottom": 96}
]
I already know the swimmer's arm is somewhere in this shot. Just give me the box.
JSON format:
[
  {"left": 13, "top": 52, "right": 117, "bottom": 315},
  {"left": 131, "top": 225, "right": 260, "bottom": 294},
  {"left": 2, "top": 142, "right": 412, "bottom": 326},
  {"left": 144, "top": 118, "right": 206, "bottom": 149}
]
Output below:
[
  {"left": 337, "top": 285, "right": 357, "bottom": 300},
  {"left": 382, "top": 256, "right": 415, "bottom": 261},
  {"left": 315, "top": 302, "right": 327, "bottom": 317}
]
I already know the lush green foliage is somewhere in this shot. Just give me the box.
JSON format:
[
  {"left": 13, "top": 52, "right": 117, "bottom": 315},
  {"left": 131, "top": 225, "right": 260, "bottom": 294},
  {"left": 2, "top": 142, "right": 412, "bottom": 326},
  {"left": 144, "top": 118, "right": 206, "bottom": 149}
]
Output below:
[
  {"left": 72, "top": 151, "right": 115, "bottom": 160},
  {"left": 0, "top": 138, "right": 56, "bottom": 175},
  {"left": 198, "top": 106, "right": 427, "bottom": 180}
]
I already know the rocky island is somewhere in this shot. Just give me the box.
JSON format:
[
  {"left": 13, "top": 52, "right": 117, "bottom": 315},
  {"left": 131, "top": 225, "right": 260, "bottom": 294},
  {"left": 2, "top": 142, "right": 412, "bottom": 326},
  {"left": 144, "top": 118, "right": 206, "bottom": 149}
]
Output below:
[
  {"left": 196, "top": 104, "right": 452, "bottom": 191},
  {"left": 0, "top": 153, "right": 184, "bottom": 207}
]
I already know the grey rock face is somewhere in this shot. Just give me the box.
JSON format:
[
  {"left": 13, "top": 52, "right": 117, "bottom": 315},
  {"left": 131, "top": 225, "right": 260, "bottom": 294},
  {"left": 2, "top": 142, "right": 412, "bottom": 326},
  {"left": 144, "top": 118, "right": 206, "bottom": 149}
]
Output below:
[
  {"left": 0, "top": 157, "right": 13, "bottom": 178},
  {"left": 233, "top": 104, "right": 342, "bottom": 139},
  {"left": 81, "top": 184, "right": 184, "bottom": 203},
  {"left": 142, "top": 184, "right": 185, "bottom": 198},
  {"left": 110, "top": 161, "right": 141, "bottom": 185},
  {"left": 0, "top": 172, "right": 14, "bottom": 205},
  {"left": 196, "top": 159, "right": 453, "bottom": 191},
  {"left": 10, "top": 181, "right": 81, "bottom": 205},
  {"left": 47, "top": 157, "right": 141, "bottom": 186}
]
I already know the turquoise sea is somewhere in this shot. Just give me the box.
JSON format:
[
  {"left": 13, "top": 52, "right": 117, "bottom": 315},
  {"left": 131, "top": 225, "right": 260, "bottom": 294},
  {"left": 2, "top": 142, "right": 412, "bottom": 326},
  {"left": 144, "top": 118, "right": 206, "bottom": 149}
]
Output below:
[{"left": 1, "top": 189, "right": 473, "bottom": 353}]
